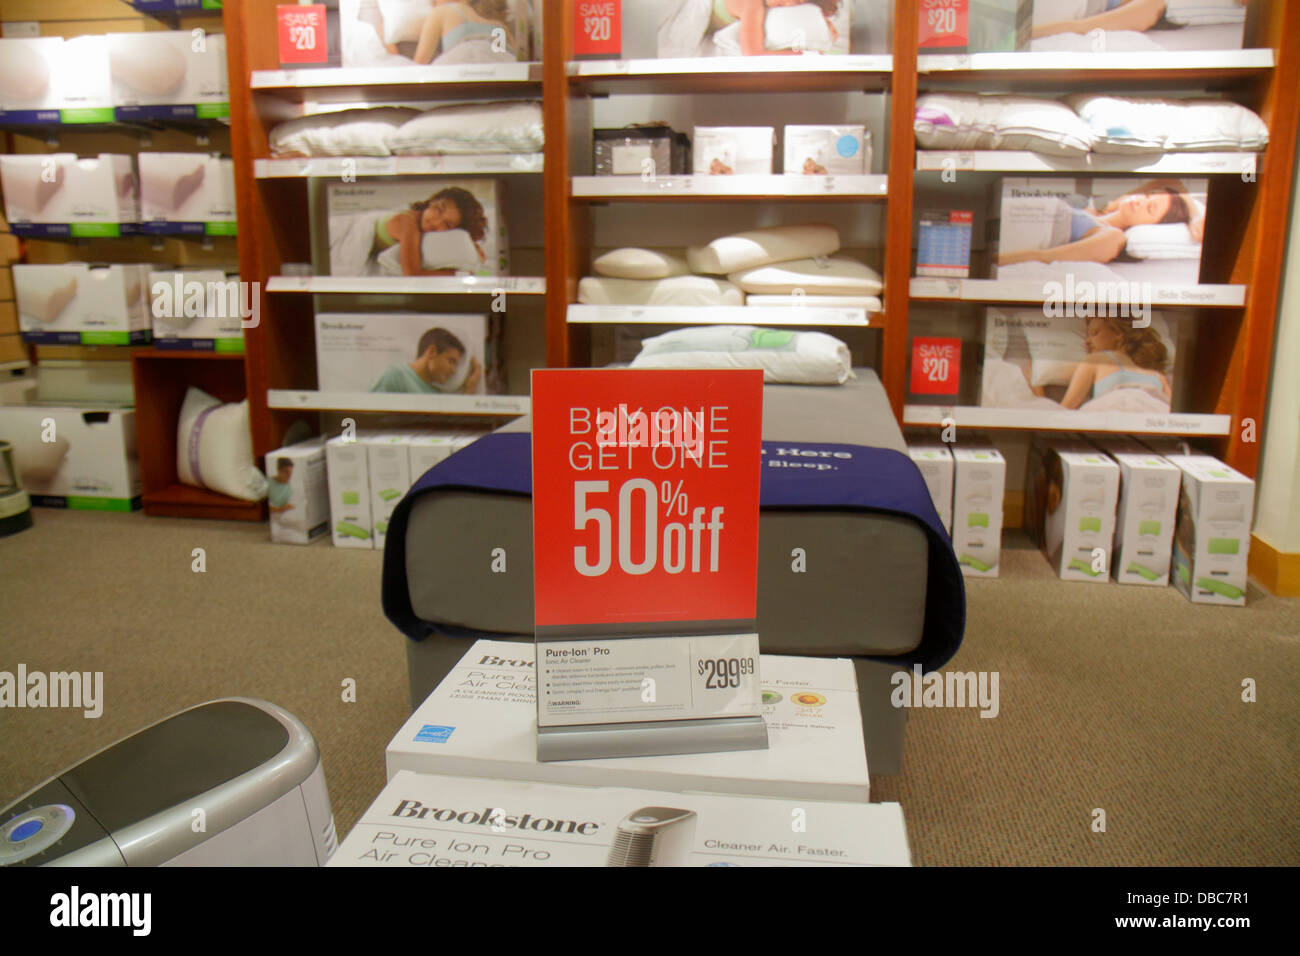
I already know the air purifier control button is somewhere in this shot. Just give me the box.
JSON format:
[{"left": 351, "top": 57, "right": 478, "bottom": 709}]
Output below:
[
  {"left": 9, "top": 819, "right": 43, "bottom": 842},
  {"left": 0, "top": 804, "right": 76, "bottom": 863}
]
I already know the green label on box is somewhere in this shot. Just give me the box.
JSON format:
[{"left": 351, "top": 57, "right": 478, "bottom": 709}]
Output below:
[
  {"left": 202, "top": 0, "right": 224, "bottom": 9},
  {"left": 204, "top": 221, "right": 238, "bottom": 236},
  {"left": 80, "top": 331, "right": 131, "bottom": 345},
  {"left": 1138, "top": 520, "right": 1162, "bottom": 536},
  {"left": 195, "top": 102, "right": 230, "bottom": 119},
  {"left": 214, "top": 338, "right": 245, "bottom": 353},
  {"left": 66, "top": 496, "right": 135, "bottom": 512},
  {"left": 61, "top": 107, "right": 115, "bottom": 124},
  {"left": 68, "top": 223, "right": 121, "bottom": 238},
  {"left": 1208, "top": 537, "right": 1240, "bottom": 555}
]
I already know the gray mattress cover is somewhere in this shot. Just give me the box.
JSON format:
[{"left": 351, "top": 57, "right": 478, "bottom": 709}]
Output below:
[{"left": 405, "top": 369, "right": 927, "bottom": 657}]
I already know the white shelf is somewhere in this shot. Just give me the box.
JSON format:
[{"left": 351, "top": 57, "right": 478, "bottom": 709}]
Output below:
[
  {"left": 266, "top": 276, "right": 545, "bottom": 295},
  {"left": 909, "top": 277, "right": 1246, "bottom": 308},
  {"left": 567, "top": 305, "right": 872, "bottom": 327},
  {"left": 254, "top": 154, "right": 543, "bottom": 178},
  {"left": 268, "top": 390, "right": 529, "bottom": 416},
  {"left": 903, "top": 405, "right": 1231, "bottom": 436},
  {"left": 918, "top": 49, "right": 1274, "bottom": 74},
  {"left": 916, "top": 151, "right": 1258, "bottom": 176},
  {"left": 569, "top": 55, "right": 893, "bottom": 77},
  {"left": 251, "top": 63, "right": 538, "bottom": 89},
  {"left": 571, "top": 174, "right": 888, "bottom": 199}
]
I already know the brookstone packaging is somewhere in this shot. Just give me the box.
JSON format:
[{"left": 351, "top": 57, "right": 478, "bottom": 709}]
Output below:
[
  {"left": 266, "top": 438, "right": 330, "bottom": 545},
  {"left": 149, "top": 270, "right": 246, "bottom": 352},
  {"left": 0, "top": 153, "right": 139, "bottom": 237},
  {"left": 593, "top": 125, "right": 691, "bottom": 176},
  {"left": 106, "top": 31, "right": 229, "bottom": 118},
  {"left": 138, "top": 153, "right": 237, "bottom": 236},
  {"left": 325, "top": 434, "right": 374, "bottom": 549},
  {"left": 1091, "top": 435, "right": 1181, "bottom": 587},
  {"left": 1025, "top": 434, "right": 1120, "bottom": 582},
  {"left": 387, "top": 639, "right": 869, "bottom": 802},
  {"left": 783, "top": 125, "right": 869, "bottom": 176},
  {"left": 658, "top": 0, "right": 850, "bottom": 57},
  {"left": 315, "top": 312, "right": 498, "bottom": 395},
  {"left": 14, "top": 263, "right": 151, "bottom": 345},
  {"left": 1021, "top": 0, "right": 1244, "bottom": 52},
  {"left": 0, "top": 36, "right": 114, "bottom": 124},
  {"left": 331, "top": 769, "right": 909, "bottom": 867},
  {"left": 338, "top": 0, "right": 534, "bottom": 68},
  {"left": 367, "top": 432, "right": 415, "bottom": 549},
  {"left": 325, "top": 178, "right": 509, "bottom": 277},
  {"left": 0, "top": 405, "right": 140, "bottom": 510},
  {"left": 951, "top": 436, "right": 1006, "bottom": 577},
  {"left": 693, "top": 127, "right": 775, "bottom": 176},
  {"left": 908, "top": 438, "right": 955, "bottom": 534}
]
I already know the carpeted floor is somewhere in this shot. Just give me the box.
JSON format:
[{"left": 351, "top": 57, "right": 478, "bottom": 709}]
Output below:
[{"left": 1, "top": 509, "right": 1297, "bottom": 866}]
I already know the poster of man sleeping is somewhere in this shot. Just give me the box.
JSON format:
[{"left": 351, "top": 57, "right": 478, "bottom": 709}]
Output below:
[{"left": 325, "top": 178, "right": 510, "bottom": 278}]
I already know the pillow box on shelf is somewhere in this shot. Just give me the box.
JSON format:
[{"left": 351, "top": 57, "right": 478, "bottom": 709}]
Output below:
[
  {"left": 0, "top": 405, "right": 140, "bottom": 511},
  {"left": 148, "top": 270, "right": 246, "bottom": 352},
  {"left": 337, "top": 0, "right": 534, "bottom": 68},
  {"left": 1022, "top": 0, "right": 1245, "bottom": 52},
  {"left": 314, "top": 312, "right": 499, "bottom": 395},
  {"left": 917, "top": 210, "right": 973, "bottom": 278},
  {"left": 325, "top": 434, "right": 374, "bottom": 550},
  {"left": 693, "top": 127, "right": 775, "bottom": 176},
  {"left": 404, "top": 429, "right": 461, "bottom": 481},
  {"left": 106, "top": 31, "right": 228, "bottom": 120},
  {"left": 1089, "top": 435, "right": 1181, "bottom": 587},
  {"left": 0, "top": 36, "right": 113, "bottom": 124},
  {"left": 266, "top": 438, "right": 330, "bottom": 545},
  {"left": 950, "top": 436, "right": 1006, "bottom": 577},
  {"left": 907, "top": 438, "right": 955, "bottom": 534},
  {"left": 175, "top": 387, "right": 266, "bottom": 502},
  {"left": 783, "top": 126, "right": 870, "bottom": 176},
  {"left": 324, "top": 178, "right": 509, "bottom": 278},
  {"left": 1025, "top": 434, "right": 1120, "bottom": 583},
  {"left": 366, "top": 432, "right": 414, "bottom": 550},
  {"left": 0, "top": 154, "right": 140, "bottom": 238},
  {"left": 137, "top": 154, "right": 237, "bottom": 237},
  {"left": 14, "top": 264, "right": 152, "bottom": 346},
  {"left": 592, "top": 125, "right": 691, "bottom": 177}
]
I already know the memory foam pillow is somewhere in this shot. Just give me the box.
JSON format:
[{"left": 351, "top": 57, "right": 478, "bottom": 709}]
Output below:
[
  {"left": 915, "top": 93, "right": 1094, "bottom": 156},
  {"left": 176, "top": 387, "right": 266, "bottom": 502},
  {"left": 268, "top": 108, "right": 421, "bottom": 157},
  {"left": 631, "top": 326, "right": 852, "bottom": 385},
  {"left": 1124, "top": 223, "right": 1202, "bottom": 260},
  {"left": 1, "top": 158, "right": 65, "bottom": 214},
  {"left": 389, "top": 101, "right": 544, "bottom": 155},
  {"left": 712, "top": 4, "right": 833, "bottom": 54},
  {"left": 108, "top": 34, "right": 186, "bottom": 95},
  {"left": 376, "top": 228, "right": 481, "bottom": 274},
  {"left": 728, "top": 256, "right": 883, "bottom": 296},
  {"left": 0, "top": 40, "right": 50, "bottom": 101},
  {"left": 577, "top": 275, "right": 744, "bottom": 307},
  {"left": 377, "top": 0, "right": 435, "bottom": 45},
  {"left": 687, "top": 224, "right": 840, "bottom": 275},
  {"left": 1162, "top": 0, "right": 1246, "bottom": 26},
  {"left": 593, "top": 248, "right": 691, "bottom": 280},
  {"left": 142, "top": 157, "right": 205, "bottom": 211},
  {"left": 14, "top": 267, "right": 78, "bottom": 323},
  {"left": 1069, "top": 94, "right": 1268, "bottom": 153}
]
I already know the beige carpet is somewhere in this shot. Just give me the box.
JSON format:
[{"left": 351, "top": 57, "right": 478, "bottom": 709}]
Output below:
[{"left": 1, "top": 509, "right": 1297, "bottom": 866}]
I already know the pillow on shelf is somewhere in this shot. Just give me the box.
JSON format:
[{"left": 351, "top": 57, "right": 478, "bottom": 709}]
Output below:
[
  {"left": 577, "top": 275, "right": 744, "bottom": 307},
  {"left": 1162, "top": 0, "right": 1246, "bottom": 26},
  {"left": 914, "top": 93, "right": 1095, "bottom": 156},
  {"left": 176, "top": 387, "right": 267, "bottom": 502},
  {"left": 728, "top": 256, "right": 883, "bottom": 296},
  {"left": 745, "top": 294, "right": 882, "bottom": 311},
  {"left": 593, "top": 248, "right": 691, "bottom": 280},
  {"left": 712, "top": 4, "right": 834, "bottom": 54},
  {"left": 376, "top": 0, "right": 435, "bottom": 45},
  {"left": 375, "top": 228, "right": 481, "bottom": 274},
  {"left": 1069, "top": 95, "right": 1269, "bottom": 153},
  {"left": 1124, "top": 223, "right": 1203, "bottom": 260},
  {"left": 687, "top": 223, "right": 840, "bottom": 275},
  {"left": 630, "top": 326, "right": 853, "bottom": 385},
  {"left": 388, "top": 101, "right": 544, "bottom": 155},
  {"left": 268, "top": 108, "right": 422, "bottom": 157}
]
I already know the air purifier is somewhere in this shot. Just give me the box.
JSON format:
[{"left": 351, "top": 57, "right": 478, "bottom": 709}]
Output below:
[
  {"left": 0, "top": 698, "right": 337, "bottom": 866},
  {"left": 0, "top": 441, "right": 33, "bottom": 537},
  {"left": 606, "top": 807, "right": 698, "bottom": 867}
]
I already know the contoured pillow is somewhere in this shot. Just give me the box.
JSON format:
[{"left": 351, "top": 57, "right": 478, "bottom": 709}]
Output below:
[
  {"left": 712, "top": 4, "right": 833, "bottom": 54},
  {"left": 377, "top": 0, "right": 435, "bottom": 45},
  {"left": 593, "top": 248, "right": 691, "bottom": 280},
  {"left": 1124, "top": 223, "right": 1202, "bottom": 260},
  {"left": 1162, "top": 0, "right": 1246, "bottom": 26},
  {"left": 915, "top": 93, "right": 1094, "bottom": 156},
  {"left": 7, "top": 430, "right": 70, "bottom": 486},
  {"left": 0, "top": 40, "right": 50, "bottom": 101},
  {"left": 389, "top": 101, "right": 544, "bottom": 155},
  {"left": 176, "top": 387, "right": 267, "bottom": 501},
  {"left": 577, "top": 275, "right": 744, "bottom": 307},
  {"left": 14, "top": 267, "right": 78, "bottom": 323},
  {"left": 1023, "top": 319, "right": 1086, "bottom": 387},
  {"left": 108, "top": 34, "right": 186, "bottom": 95},
  {"left": 1069, "top": 94, "right": 1268, "bottom": 153},
  {"left": 376, "top": 228, "right": 481, "bottom": 274},
  {"left": 728, "top": 256, "right": 883, "bottom": 296},
  {"left": 1, "top": 157, "right": 66, "bottom": 214},
  {"left": 142, "top": 156, "right": 205, "bottom": 211},
  {"left": 630, "top": 325, "right": 853, "bottom": 385},
  {"left": 687, "top": 223, "right": 840, "bottom": 275}
]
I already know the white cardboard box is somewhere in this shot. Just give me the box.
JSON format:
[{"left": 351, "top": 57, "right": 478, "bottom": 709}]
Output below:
[
  {"left": 330, "top": 769, "right": 909, "bottom": 867},
  {"left": 1025, "top": 434, "right": 1120, "bottom": 582},
  {"left": 338, "top": 0, "right": 532, "bottom": 68},
  {"left": 1023, "top": 0, "right": 1244, "bottom": 52},
  {"left": 0, "top": 153, "right": 139, "bottom": 237},
  {"left": 1090, "top": 435, "right": 1181, "bottom": 587},
  {"left": 106, "top": 31, "right": 228, "bottom": 117},
  {"left": 406, "top": 429, "right": 462, "bottom": 482},
  {"left": 0, "top": 36, "right": 113, "bottom": 123},
  {"left": 783, "top": 125, "right": 869, "bottom": 176},
  {"left": 951, "top": 437, "right": 1006, "bottom": 576},
  {"left": 387, "top": 639, "right": 869, "bottom": 803},
  {"left": 693, "top": 127, "right": 775, "bottom": 176},
  {"left": 0, "top": 405, "right": 140, "bottom": 510},
  {"left": 325, "top": 434, "right": 374, "bottom": 549},
  {"left": 138, "top": 153, "right": 237, "bottom": 236},
  {"left": 908, "top": 438, "right": 954, "bottom": 534},
  {"left": 367, "top": 432, "right": 414, "bottom": 549},
  {"left": 266, "top": 438, "right": 330, "bottom": 545},
  {"left": 14, "top": 263, "right": 151, "bottom": 345},
  {"left": 148, "top": 269, "right": 246, "bottom": 351},
  {"left": 315, "top": 312, "right": 496, "bottom": 395},
  {"left": 1158, "top": 451, "right": 1254, "bottom": 606}
]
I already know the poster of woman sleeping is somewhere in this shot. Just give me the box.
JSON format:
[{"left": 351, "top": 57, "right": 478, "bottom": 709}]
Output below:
[
  {"left": 339, "top": 0, "right": 533, "bottom": 68},
  {"left": 1026, "top": 0, "right": 1247, "bottom": 53},
  {"left": 325, "top": 178, "right": 509, "bottom": 278},
  {"left": 658, "top": 0, "right": 852, "bottom": 57}
]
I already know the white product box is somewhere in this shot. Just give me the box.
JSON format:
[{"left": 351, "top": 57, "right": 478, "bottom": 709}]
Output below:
[
  {"left": 325, "top": 178, "right": 509, "bottom": 277},
  {"left": 367, "top": 432, "right": 415, "bottom": 549},
  {"left": 991, "top": 177, "right": 1208, "bottom": 284},
  {"left": 1159, "top": 452, "right": 1254, "bottom": 606},
  {"left": 315, "top": 312, "right": 497, "bottom": 395},
  {"left": 387, "top": 639, "right": 869, "bottom": 802},
  {"left": 106, "top": 31, "right": 228, "bottom": 117},
  {"left": 1022, "top": 0, "right": 1244, "bottom": 52},
  {"left": 138, "top": 153, "right": 237, "bottom": 236},
  {"left": 1091, "top": 435, "right": 1181, "bottom": 587},
  {"left": 981, "top": 308, "right": 1176, "bottom": 413},
  {"left": 908, "top": 438, "right": 954, "bottom": 534},
  {"left": 951, "top": 437, "right": 1006, "bottom": 577},
  {"left": 14, "top": 263, "right": 151, "bottom": 346},
  {"left": 325, "top": 434, "right": 374, "bottom": 549},
  {"left": 405, "top": 429, "right": 462, "bottom": 481},
  {"left": 148, "top": 270, "right": 246, "bottom": 352},
  {"left": 0, "top": 153, "right": 139, "bottom": 237},
  {"left": 0, "top": 36, "right": 113, "bottom": 123},
  {"left": 1025, "top": 434, "right": 1120, "bottom": 582},
  {"left": 266, "top": 438, "right": 331, "bottom": 545},
  {"left": 0, "top": 405, "right": 140, "bottom": 510},
  {"left": 331, "top": 769, "right": 909, "bottom": 868},
  {"left": 693, "top": 127, "right": 775, "bottom": 176},
  {"left": 783, "top": 125, "right": 869, "bottom": 176},
  {"left": 338, "top": 0, "right": 533, "bottom": 69}
]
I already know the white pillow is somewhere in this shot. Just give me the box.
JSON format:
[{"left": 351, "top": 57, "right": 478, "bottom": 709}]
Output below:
[
  {"left": 728, "top": 256, "right": 883, "bottom": 296},
  {"left": 745, "top": 294, "right": 882, "bottom": 311},
  {"left": 176, "top": 387, "right": 267, "bottom": 501},
  {"left": 593, "top": 248, "right": 690, "bottom": 280},
  {"left": 1124, "top": 223, "right": 1202, "bottom": 260},
  {"left": 1162, "top": 0, "right": 1246, "bottom": 26},
  {"left": 915, "top": 93, "right": 1094, "bottom": 156},
  {"left": 1023, "top": 322, "right": 1086, "bottom": 387},
  {"left": 268, "top": 108, "right": 421, "bottom": 157},
  {"left": 377, "top": 0, "right": 434, "bottom": 45},
  {"left": 389, "top": 101, "right": 544, "bottom": 155},
  {"left": 631, "top": 326, "right": 852, "bottom": 385},
  {"left": 687, "top": 224, "right": 840, "bottom": 275},
  {"left": 377, "top": 229, "right": 481, "bottom": 274},
  {"left": 577, "top": 275, "right": 744, "bottom": 307},
  {"left": 711, "top": 4, "right": 833, "bottom": 54},
  {"left": 1069, "top": 95, "right": 1268, "bottom": 154}
]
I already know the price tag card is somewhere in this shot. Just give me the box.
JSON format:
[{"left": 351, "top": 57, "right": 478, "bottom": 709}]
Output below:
[
  {"left": 911, "top": 337, "right": 962, "bottom": 397},
  {"left": 277, "top": 4, "right": 328, "bottom": 66},
  {"left": 919, "top": 0, "right": 969, "bottom": 52},
  {"left": 573, "top": 0, "right": 622, "bottom": 58}
]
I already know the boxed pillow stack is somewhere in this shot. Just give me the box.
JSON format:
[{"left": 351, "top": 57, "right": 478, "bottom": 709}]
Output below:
[
  {"left": 13, "top": 263, "right": 152, "bottom": 345},
  {"left": 0, "top": 35, "right": 113, "bottom": 125},
  {"left": 138, "top": 153, "right": 237, "bottom": 236},
  {"left": 149, "top": 270, "right": 246, "bottom": 352},
  {"left": 106, "top": 31, "right": 228, "bottom": 120},
  {"left": 0, "top": 153, "right": 139, "bottom": 238},
  {"left": 0, "top": 404, "right": 140, "bottom": 510}
]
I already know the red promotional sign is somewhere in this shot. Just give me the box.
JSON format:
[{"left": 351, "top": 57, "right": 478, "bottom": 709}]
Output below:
[
  {"left": 573, "top": 0, "right": 621, "bottom": 57},
  {"left": 911, "top": 337, "right": 962, "bottom": 396},
  {"left": 531, "top": 369, "right": 763, "bottom": 628},
  {"left": 277, "top": 4, "right": 327, "bottom": 65},
  {"left": 919, "top": 0, "right": 969, "bottom": 51}
]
